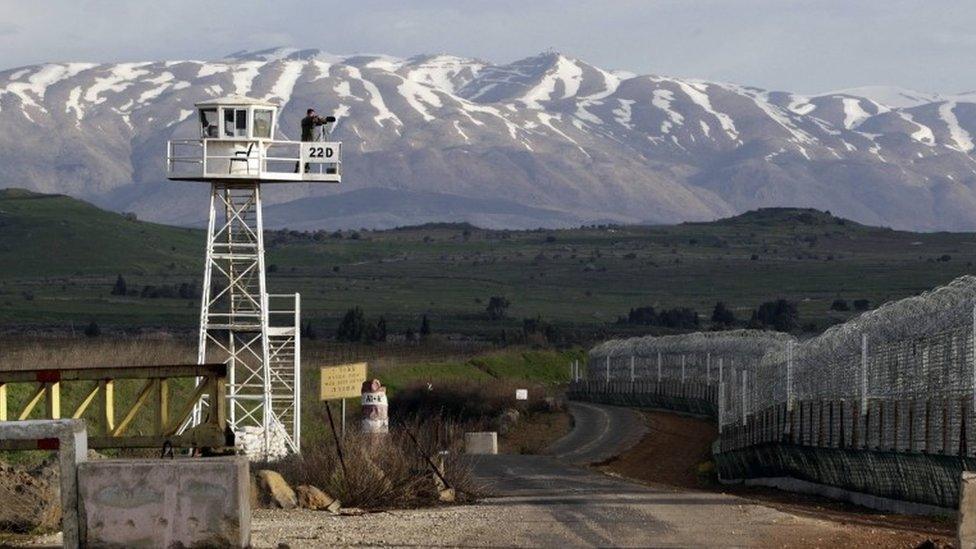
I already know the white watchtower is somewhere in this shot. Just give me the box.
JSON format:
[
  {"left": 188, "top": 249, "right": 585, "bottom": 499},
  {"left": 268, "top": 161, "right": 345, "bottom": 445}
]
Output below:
[{"left": 167, "top": 96, "right": 341, "bottom": 458}]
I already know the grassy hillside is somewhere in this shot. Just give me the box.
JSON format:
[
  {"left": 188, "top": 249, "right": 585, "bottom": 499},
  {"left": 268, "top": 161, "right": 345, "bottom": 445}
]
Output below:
[
  {"left": 0, "top": 188, "right": 201, "bottom": 276},
  {"left": 2, "top": 189, "right": 975, "bottom": 336}
]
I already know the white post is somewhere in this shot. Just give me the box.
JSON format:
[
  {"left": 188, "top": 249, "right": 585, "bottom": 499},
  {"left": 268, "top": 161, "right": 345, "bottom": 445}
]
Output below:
[
  {"left": 606, "top": 355, "right": 610, "bottom": 384},
  {"left": 718, "top": 382, "right": 726, "bottom": 433},
  {"left": 786, "top": 340, "right": 794, "bottom": 412},
  {"left": 861, "top": 334, "right": 869, "bottom": 414},
  {"left": 741, "top": 369, "right": 748, "bottom": 425},
  {"left": 681, "top": 354, "right": 686, "bottom": 383},
  {"left": 706, "top": 352, "right": 711, "bottom": 383},
  {"left": 657, "top": 352, "right": 662, "bottom": 382},
  {"left": 630, "top": 355, "right": 635, "bottom": 383},
  {"left": 294, "top": 292, "right": 302, "bottom": 452},
  {"left": 718, "top": 357, "right": 724, "bottom": 385},
  {"left": 341, "top": 398, "right": 346, "bottom": 436}
]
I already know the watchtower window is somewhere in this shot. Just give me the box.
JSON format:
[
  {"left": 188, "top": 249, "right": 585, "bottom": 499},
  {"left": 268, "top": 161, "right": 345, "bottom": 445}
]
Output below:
[
  {"left": 223, "top": 108, "right": 248, "bottom": 138},
  {"left": 200, "top": 109, "right": 218, "bottom": 138},
  {"left": 254, "top": 109, "right": 272, "bottom": 139}
]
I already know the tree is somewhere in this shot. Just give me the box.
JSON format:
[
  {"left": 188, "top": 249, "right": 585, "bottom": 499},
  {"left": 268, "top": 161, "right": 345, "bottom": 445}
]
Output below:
[
  {"left": 711, "top": 302, "right": 736, "bottom": 326},
  {"left": 84, "top": 321, "right": 101, "bottom": 338},
  {"left": 486, "top": 296, "right": 511, "bottom": 320},
  {"left": 301, "top": 320, "right": 317, "bottom": 340},
  {"left": 374, "top": 317, "right": 388, "bottom": 343},
  {"left": 111, "top": 274, "right": 127, "bottom": 296},
  {"left": 657, "top": 307, "right": 699, "bottom": 329},
  {"left": 419, "top": 315, "right": 431, "bottom": 339},
  {"left": 853, "top": 299, "right": 870, "bottom": 311},
  {"left": 751, "top": 299, "right": 799, "bottom": 332},
  {"left": 830, "top": 299, "right": 850, "bottom": 312},
  {"left": 625, "top": 306, "right": 657, "bottom": 325},
  {"left": 336, "top": 307, "right": 367, "bottom": 342}
]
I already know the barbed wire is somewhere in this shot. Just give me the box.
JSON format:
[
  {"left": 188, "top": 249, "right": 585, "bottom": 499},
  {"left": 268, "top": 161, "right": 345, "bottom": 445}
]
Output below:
[{"left": 588, "top": 275, "right": 976, "bottom": 429}]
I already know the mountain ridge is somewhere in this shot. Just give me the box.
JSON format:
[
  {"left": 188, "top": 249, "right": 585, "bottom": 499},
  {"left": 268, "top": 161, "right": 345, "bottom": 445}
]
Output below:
[{"left": 2, "top": 48, "right": 976, "bottom": 231}]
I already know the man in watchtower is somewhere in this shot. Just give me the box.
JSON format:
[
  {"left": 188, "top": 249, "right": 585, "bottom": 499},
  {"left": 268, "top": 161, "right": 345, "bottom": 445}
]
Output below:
[{"left": 301, "top": 108, "right": 334, "bottom": 142}]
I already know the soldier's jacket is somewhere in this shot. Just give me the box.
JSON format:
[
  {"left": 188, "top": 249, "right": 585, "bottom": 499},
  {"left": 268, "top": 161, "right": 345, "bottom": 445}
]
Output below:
[{"left": 301, "top": 115, "right": 331, "bottom": 141}]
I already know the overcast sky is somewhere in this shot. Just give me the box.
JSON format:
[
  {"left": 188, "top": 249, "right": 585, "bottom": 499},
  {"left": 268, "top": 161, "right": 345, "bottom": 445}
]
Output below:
[{"left": 1, "top": 0, "right": 974, "bottom": 94}]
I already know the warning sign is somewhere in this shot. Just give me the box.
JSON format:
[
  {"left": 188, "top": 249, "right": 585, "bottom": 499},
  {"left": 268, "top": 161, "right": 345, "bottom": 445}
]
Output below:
[{"left": 320, "top": 362, "right": 367, "bottom": 400}]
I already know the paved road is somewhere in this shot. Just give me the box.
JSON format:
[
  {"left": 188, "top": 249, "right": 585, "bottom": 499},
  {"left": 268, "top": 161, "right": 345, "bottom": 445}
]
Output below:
[
  {"left": 251, "top": 402, "right": 852, "bottom": 547},
  {"left": 545, "top": 401, "right": 648, "bottom": 465},
  {"left": 459, "top": 401, "right": 838, "bottom": 547}
]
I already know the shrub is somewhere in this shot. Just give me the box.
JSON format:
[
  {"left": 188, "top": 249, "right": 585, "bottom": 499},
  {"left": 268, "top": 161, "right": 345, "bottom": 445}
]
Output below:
[
  {"left": 83, "top": 321, "right": 101, "bottom": 338},
  {"left": 853, "top": 299, "right": 870, "bottom": 311},
  {"left": 111, "top": 274, "right": 127, "bottom": 296},
  {"left": 711, "top": 302, "right": 735, "bottom": 326},
  {"left": 624, "top": 306, "right": 657, "bottom": 325},
  {"left": 751, "top": 299, "right": 799, "bottom": 332},
  {"left": 268, "top": 418, "right": 477, "bottom": 510},
  {"left": 485, "top": 296, "right": 510, "bottom": 321},
  {"left": 830, "top": 299, "right": 850, "bottom": 311},
  {"left": 336, "top": 307, "right": 368, "bottom": 342}
]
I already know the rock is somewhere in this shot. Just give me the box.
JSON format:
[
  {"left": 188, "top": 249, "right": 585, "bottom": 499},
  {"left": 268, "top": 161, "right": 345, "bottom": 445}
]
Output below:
[
  {"left": 438, "top": 488, "right": 456, "bottom": 503},
  {"left": 496, "top": 408, "right": 520, "bottom": 435},
  {"left": 339, "top": 507, "right": 366, "bottom": 516},
  {"left": 255, "top": 470, "right": 297, "bottom": 509},
  {"left": 296, "top": 484, "right": 341, "bottom": 513}
]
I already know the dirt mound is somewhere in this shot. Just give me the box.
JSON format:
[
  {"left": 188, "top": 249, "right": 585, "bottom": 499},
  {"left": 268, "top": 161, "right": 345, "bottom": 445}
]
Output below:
[
  {"left": 596, "top": 410, "right": 716, "bottom": 488},
  {"left": 0, "top": 458, "right": 60, "bottom": 533}
]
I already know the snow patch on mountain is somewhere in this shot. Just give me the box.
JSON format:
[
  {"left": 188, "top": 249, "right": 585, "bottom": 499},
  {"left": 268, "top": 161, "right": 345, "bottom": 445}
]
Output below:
[
  {"left": 232, "top": 61, "right": 265, "bottom": 96},
  {"left": 84, "top": 63, "right": 152, "bottom": 105},
  {"left": 939, "top": 101, "right": 974, "bottom": 152}
]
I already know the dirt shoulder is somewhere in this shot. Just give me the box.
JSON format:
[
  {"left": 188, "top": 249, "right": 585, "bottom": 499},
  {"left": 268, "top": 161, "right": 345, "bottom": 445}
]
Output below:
[{"left": 597, "top": 410, "right": 955, "bottom": 548}]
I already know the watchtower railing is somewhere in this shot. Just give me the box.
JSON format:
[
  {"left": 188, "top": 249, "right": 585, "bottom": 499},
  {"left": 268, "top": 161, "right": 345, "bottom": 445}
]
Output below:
[
  {"left": 0, "top": 363, "right": 228, "bottom": 450},
  {"left": 166, "top": 138, "right": 342, "bottom": 183}
]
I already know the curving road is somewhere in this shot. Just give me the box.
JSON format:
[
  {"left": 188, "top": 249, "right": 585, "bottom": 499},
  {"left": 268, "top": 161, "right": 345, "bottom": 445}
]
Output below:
[
  {"left": 546, "top": 401, "right": 648, "bottom": 465},
  {"left": 462, "top": 401, "right": 833, "bottom": 547}
]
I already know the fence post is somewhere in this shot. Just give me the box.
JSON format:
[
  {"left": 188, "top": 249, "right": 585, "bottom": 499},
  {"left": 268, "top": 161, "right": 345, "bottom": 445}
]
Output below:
[
  {"left": 786, "top": 341, "right": 794, "bottom": 412},
  {"left": 605, "top": 356, "right": 610, "bottom": 385},
  {"left": 718, "top": 381, "right": 725, "bottom": 434},
  {"left": 718, "top": 357, "right": 724, "bottom": 385},
  {"left": 706, "top": 352, "right": 711, "bottom": 383},
  {"left": 742, "top": 369, "right": 748, "bottom": 425},
  {"left": 657, "top": 352, "right": 662, "bottom": 382},
  {"left": 681, "top": 354, "right": 686, "bottom": 383},
  {"left": 630, "top": 355, "right": 635, "bottom": 383},
  {"left": 861, "top": 334, "right": 869, "bottom": 414}
]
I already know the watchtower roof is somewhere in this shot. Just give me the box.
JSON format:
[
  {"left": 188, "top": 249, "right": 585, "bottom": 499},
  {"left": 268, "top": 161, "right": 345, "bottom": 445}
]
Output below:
[{"left": 194, "top": 95, "right": 278, "bottom": 108}]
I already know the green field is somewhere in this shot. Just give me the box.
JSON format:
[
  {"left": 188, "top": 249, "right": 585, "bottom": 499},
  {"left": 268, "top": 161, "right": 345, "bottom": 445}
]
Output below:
[{"left": 2, "top": 188, "right": 974, "bottom": 338}]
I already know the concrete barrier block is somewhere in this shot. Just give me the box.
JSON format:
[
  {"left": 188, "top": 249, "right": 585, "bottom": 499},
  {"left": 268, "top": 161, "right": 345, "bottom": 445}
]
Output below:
[
  {"left": 465, "top": 431, "right": 498, "bottom": 455},
  {"left": 960, "top": 472, "right": 976, "bottom": 547},
  {"left": 78, "top": 456, "right": 250, "bottom": 548}
]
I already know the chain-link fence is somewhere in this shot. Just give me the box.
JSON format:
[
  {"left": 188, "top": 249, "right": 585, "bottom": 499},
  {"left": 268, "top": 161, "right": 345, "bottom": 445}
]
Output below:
[{"left": 583, "top": 275, "right": 976, "bottom": 457}]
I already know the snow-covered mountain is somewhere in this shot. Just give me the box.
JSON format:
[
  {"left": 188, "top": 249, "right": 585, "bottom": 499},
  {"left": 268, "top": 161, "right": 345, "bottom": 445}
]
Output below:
[{"left": 2, "top": 47, "right": 976, "bottom": 230}]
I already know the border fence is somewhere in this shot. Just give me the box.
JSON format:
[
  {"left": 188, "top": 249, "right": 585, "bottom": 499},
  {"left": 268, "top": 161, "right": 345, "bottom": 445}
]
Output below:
[{"left": 571, "top": 275, "right": 976, "bottom": 510}]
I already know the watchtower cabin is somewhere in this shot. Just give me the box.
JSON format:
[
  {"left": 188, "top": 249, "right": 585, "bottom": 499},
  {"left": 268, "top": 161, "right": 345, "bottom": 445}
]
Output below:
[
  {"left": 167, "top": 95, "right": 341, "bottom": 182},
  {"left": 165, "top": 96, "right": 342, "bottom": 458}
]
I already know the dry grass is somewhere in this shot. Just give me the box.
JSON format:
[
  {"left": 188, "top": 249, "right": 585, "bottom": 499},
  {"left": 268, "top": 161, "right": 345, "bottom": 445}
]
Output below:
[
  {"left": 392, "top": 378, "right": 561, "bottom": 425},
  {"left": 269, "top": 418, "right": 479, "bottom": 510},
  {"left": 0, "top": 337, "right": 195, "bottom": 371}
]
